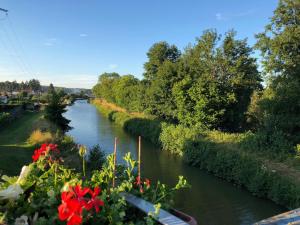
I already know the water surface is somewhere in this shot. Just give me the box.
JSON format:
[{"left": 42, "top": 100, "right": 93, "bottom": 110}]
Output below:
[{"left": 65, "top": 100, "right": 285, "bottom": 225}]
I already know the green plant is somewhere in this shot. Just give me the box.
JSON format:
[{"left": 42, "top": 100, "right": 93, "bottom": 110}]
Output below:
[
  {"left": 87, "top": 145, "right": 106, "bottom": 171},
  {"left": 0, "top": 144, "right": 189, "bottom": 225}
]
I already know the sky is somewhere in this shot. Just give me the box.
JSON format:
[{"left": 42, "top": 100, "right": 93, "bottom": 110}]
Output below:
[{"left": 0, "top": 0, "right": 278, "bottom": 88}]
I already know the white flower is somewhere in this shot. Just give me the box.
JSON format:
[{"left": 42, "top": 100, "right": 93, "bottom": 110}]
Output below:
[
  {"left": 0, "top": 184, "right": 23, "bottom": 200},
  {"left": 14, "top": 215, "right": 28, "bottom": 225},
  {"left": 17, "top": 166, "right": 31, "bottom": 184}
]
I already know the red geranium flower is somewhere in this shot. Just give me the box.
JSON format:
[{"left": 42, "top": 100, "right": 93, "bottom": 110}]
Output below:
[
  {"left": 32, "top": 143, "right": 60, "bottom": 162},
  {"left": 87, "top": 187, "right": 104, "bottom": 212},
  {"left": 58, "top": 185, "right": 104, "bottom": 225},
  {"left": 134, "top": 176, "right": 141, "bottom": 186},
  {"left": 144, "top": 178, "right": 151, "bottom": 188},
  {"left": 58, "top": 192, "right": 83, "bottom": 225}
]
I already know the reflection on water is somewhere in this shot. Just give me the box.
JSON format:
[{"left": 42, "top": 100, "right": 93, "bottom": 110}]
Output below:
[{"left": 65, "top": 100, "right": 285, "bottom": 225}]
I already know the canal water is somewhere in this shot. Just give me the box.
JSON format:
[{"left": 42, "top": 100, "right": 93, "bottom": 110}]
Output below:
[{"left": 65, "top": 100, "right": 285, "bottom": 225}]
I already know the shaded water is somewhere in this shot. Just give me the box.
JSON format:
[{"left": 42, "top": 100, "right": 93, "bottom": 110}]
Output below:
[{"left": 65, "top": 100, "right": 285, "bottom": 225}]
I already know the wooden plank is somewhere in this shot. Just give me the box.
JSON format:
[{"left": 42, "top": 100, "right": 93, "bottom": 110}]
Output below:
[
  {"left": 120, "top": 192, "right": 189, "bottom": 225},
  {"left": 254, "top": 208, "right": 300, "bottom": 225}
]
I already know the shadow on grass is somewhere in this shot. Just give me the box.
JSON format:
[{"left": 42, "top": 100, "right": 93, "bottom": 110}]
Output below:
[{"left": 0, "top": 145, "right": 34, "bottom": 176}]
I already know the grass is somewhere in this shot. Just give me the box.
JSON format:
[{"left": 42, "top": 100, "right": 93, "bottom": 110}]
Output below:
[{"left": 0, "top": 111, "right": 55, "bottom": 176}]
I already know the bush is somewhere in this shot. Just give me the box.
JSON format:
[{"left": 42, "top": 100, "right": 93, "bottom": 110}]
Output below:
[
  {"left": 124, "top": 118, "right": 162, "bottom": 145},
  {"left": 160, "top": 123, "right": 198, "bottom": 155},
  {"left": 57, "top": 135, "right": 76, "bottom": 153},
  {"left": 93, "top": 101, "right": 162, "bottom": 145},
  {"left": 240, "top": 130, "right": 293, "bottom": 158},
  {"left": 87, "top": 145, "right": 106, "bottom": 171},
  {"left": 183, "top": 138, "right": 300, "bottom": 208},
  {"left": 28, "top": 129, "right": 53, "bottom": 145}
]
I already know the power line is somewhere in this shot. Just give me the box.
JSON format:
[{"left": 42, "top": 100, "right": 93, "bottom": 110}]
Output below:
[
  {"left": 0, "top": 7, "right": 37, "bottom": 79},
  {"left": 6, "top": 15, "right": 36, "bottom": 76},
  {"left": 0, "top": 8, "right": 8, "bottom": 14},
  {"left": 0, "top": 22, "right": 30, "bottom": 77},
  {"left": 0, "top": 20, "right": 32, "bottom": 77}
]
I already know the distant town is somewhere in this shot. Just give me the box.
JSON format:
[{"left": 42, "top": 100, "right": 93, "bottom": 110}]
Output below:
[{"left": 0, "top": 79, "right": 92, "bottom": 105}]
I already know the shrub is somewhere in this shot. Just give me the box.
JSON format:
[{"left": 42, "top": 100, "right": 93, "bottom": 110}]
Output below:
[
  {"left": 240, "top": 130, "right": 293, "bottom": 158},
  {"left": 58, "top": 135, "right": 76, "bottom": 153},
  {"left": 87, "top": 145, "right": 106, "bottom": 171},
  {"left": 183, "top": 139, "right": 300, "bottom": 208},
  {"left": 28, "top": 129, "right": 53, "bottom": 145},
  {"left": 160, "top": 123, "right": 198, "bottom": 155}
]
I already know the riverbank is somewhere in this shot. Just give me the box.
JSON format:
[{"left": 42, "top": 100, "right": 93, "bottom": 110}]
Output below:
[
  {"left": 0, "top": 111, "right": 57, "bottom": 175},
  {"left": 92, "top": 98, "right": 300, "bottom": 209}
]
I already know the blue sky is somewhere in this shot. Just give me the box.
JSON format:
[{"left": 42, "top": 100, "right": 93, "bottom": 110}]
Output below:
[{"left": 0, "top": 0, "right": 278, "bottom": 88}]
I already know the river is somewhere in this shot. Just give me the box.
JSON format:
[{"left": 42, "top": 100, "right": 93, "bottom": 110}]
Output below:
[{"left": 64, "top": 100, "right": 285, "bottom": 225}]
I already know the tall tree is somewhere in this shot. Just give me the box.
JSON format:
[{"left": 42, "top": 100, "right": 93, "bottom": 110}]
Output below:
[
  {"left": 45, "top": 84, "right": 71, "bottom": 132},
  {"left": 144, "top": 60, "right": 180, "bottom": 120},
  {"left": 28, "top": 79, "right": 41, "bottom": 92},
  {"left": 255, "top": 0, "right": 300, "bottom": 143},
  {"left": 92, "top": 73, "right": 120, "bottom": 103},
  {"left": 173, "top": 30, "right": 260, "bottom": 131},
  {"left": 144, "top": 42, "right": 180, "bottom": 81}
]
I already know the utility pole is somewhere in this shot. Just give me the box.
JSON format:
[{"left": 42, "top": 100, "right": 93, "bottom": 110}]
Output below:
[{"left": 0, "top": 8, "right": 8, "bottom": 14}]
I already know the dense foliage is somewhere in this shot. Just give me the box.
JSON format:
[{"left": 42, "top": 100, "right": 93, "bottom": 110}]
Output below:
[
  {"left": 254, "top": 0, "right": 300, "bottom": 144},
  {"left": 92, "top": 0, "right": 300, "bottom": 151},
  {"left": 92, "top": 31, "right": 261, "bottom": 131}
]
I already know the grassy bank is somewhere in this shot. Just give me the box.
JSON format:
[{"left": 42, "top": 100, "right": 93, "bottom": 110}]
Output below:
[
  {"left": 92, "top": 99, "right": 300, "bottom": 209},
  {"left": 0, "top": 111, "right": 56, "bottom": 176}
]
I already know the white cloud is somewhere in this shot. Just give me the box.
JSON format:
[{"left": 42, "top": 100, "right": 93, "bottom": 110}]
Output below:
[
  {"left": 216, "top": 13, "right": 225, "bottom": 21},
  {"left": 215, "top": 10, "right": 255, "bottom": 21},
  {"left": 43, "top": 38, "right": 59, "bottom": 46},
  {"left": 108, "top": 64, "right": 118, "bottom": 70},
  {"left": 79, "top": 33, "right": 88, "bottom": 37}
]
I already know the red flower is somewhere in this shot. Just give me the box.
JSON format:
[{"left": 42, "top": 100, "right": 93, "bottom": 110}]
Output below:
[
  {"left": 134, "top": 176, "right": 141, "bottom": 186},
  {"left": 74, "top": 185, "right": 90, "bottom": 198},
  {"left": 87, "top": 187, "right": 104, "bottom": 212},
  {"left": 67, "top": 213, "right": 82, "bottom": 225},
  {"left": 58, "top": 192, "right": 83, "bottom": 225},
  {"left": 139, "top": 186, "right": 144, "bottom": 194},
  {"left": 58, "top": 185, "right": 104, "bottom": 225},
  {"left": 73, "top": 185, "right": 90, "bottom": 208},
  {"left": 144, "top": 178, "right": 151, "bottom": 188},
  {"left": 32, "top": 143, "right": 60, "bottom": 162}
]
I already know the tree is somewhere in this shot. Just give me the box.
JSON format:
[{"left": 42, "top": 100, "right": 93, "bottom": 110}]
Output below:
[
  {"left": 255, "top": 0, "right": 300, "bottom": 143},
  {"left": 92, "top": 73, "right": 120, "bottom": 103},
  {"left": 28, "top": 79, "right": 41, "bottom": 92},
  {"left": 144, "top": 61, "right": 180, "bottom": 120},
  {"left": 218, "top": 31, "right": 262, "bottom": 131},
  {"left": 112, "top": 75, "right": 143, "bottom": 112},
  {"left": 144, "top": 42, "right": 180, "bottom": 81},
  {"left": 45, "top": 85, "right": 71, "bottom": 132},
  {"left": 173, "top": 30, "right": 261, "bottom": 131}
]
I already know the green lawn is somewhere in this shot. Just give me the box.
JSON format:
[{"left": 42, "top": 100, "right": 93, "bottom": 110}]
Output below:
[{"left": 0, "top": 112, "right": 44, "bottom": 176}]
